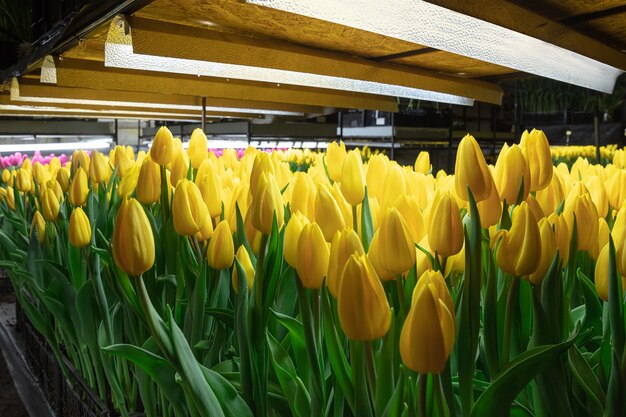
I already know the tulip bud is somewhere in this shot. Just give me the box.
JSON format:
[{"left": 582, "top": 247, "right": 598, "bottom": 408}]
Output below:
[
  {"left": 56, "top": 168, "right": 70, "bottom": 192},
  {"left": 172, "top": 179, "right": 211, "bottom": 236},
  {"left": 491, "top": 202, "right": 541, "bottom": 276},
  {"left": 69, "top": 207, "right": 91, "bottom": 248},
  {"left": 606, "top": 170, "right": 626, "bottom": 210},
  {"left": 232, "top": 245, "right": 255, "bottom": 293},
  {"left": 187, "top": 128, "right": 208, "bottom": 169},
  {"left": 315, "top": 183, "right": 346, "bottom": 241},
  {"left": 444, "top": 242, "right": 465, "bottom": 277},
  {"left": 455, "top": 134, "right": 493, "bottom": 202},
  {"left": 207, "top": 220, "right": 234, "bottom": 270},
  {"left": 366, "top": 153, "right": 389, "bottom": 201},
  {"left": 30, "top": 211, "right": 46, "bottom": 244},
  {"left": 326, "top": 141, "right": 347, "bottom": 182},
  {"left": 591, "top": 218, "right": 609, "bottom": 261},
  {"left": 414, "top": 151, "right": 430, "bottom": 174},
  {"left": 367, "top": 230, "right": 396, "bottom": 281},
  {"left": 89, "top": 150, "right": 111, "bottom": 184},
  {"left": 112, "top": 199, "right": 155, "bottom": 276},
  {"left": 5, "top": 186, "right": 15, "bottom": 210},
  {"left": 594, "top": 243, "right": 626, "bottom": 301},
  {"left": 393, "top": 195, "right": 426, "bottom": 244},
  {"left": 284, "top": 211, "right": 310, "bottom": 268},
  {"left": 519, "top": 129, "right": 552, "bottom": 191},
  {"left": 1, "top": 169, "right": 10, "bottom": 183},
  {"left": 428, "top": 192, "right": 464, "bottom": 258},
  {"left": 378, "top": 207, "right": 416, "bottom": 274},
  {"left": 381, "top": 163, "right": 406, "bottom": 210},
  {"left": 250, "top": 152, "right": 275, "bottom": 197},
  {"left": 340, "top": 149, "right": 365, "bottom": 206},
  {"left": 170, "top": 150, "right": 189, "bottom": 188},
  {"left": 337, "top": 253, "right": 391, "bottom": 340},
  {"left": 71, "top": 150, "right": 90, "bottom": 175},
  {"left": 327, "top": 228, "right": 364, "bottom": 298},
  {"left": 290, "top": 172, "right": 316, "bottom": 221},
  {"left": 136, "top": 157, "right": 161, "bottom": 204},
  {"left": 525, "top": 194, "right": 545, "bottom": 221},
  {"left": 33, "top": 162, "right": 50, "bottom": 186},
  {"left": 400, "top": 270, "right": 455, "bottom": 373},
  {"left": 296, "top": 222, "right": 330, "bottom": 289},
  {"left": 41, "top": 186, "right": 61, "bottom": 221},
  {"left": 527, "top": 218, "right": 557, "bottom": 285},
  {"left": 585, "top": 176, "right": 608, "bottom": 219},
  {"left": 16, "top": 168, "right": 31, "bottom": 192},
  {"left": 68, "top": 167, "right": 89, "bottom": 206},
  {"left": 476, "top": 175, "right": 501, "bottom": 228},
  {"left": 536, "top": 170, "right": 564, "bottom": 216},
  {"left": 563, "top": 193, "right": 599, "bottom": 252},
  {"left": 117, "top": 165, "right": 140, "bottom": 199},
  {"left": 494, "top": 144, "right": 530, "bottom": 204},
  {"left": 150, "top": 126, "right": 175, "bottom": 165},
  {"left": 251, "top": 173, "right": 284, "bottom": 235},
  {"left": 197, "top": 170, "right": 224, "bottom": 218}
]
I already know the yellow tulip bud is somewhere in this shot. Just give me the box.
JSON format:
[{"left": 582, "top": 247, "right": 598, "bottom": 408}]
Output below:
[
  {"left": 455, "top": 134, "right": 493, "bottom": 202},
  {"left": 606, "top": 170, "right": 626, "bottom": 210},
  {"left": 30, "top": 211, "right": 46, "bottom": 244},
  {"left": 326, "top": 141, "right": 347, "bottom": 182},
  {"left": 315, "top": 183, "right": 346, "bottom": 241},
  {"left": 366, "top": 153, "right": 389, "bottom": 201},
  {"left": 519, "top": 129, "right": 552, "bottom": 192},
  {"left": 546, "top": 213, "right": 571, "bottom": 264},
  {"left": 2, "top": 169, "right": 10, "bottom": 183},
  {"left": 250, "top": 152, "right": 275, "bottom": 197},
  {"left": 170, "top": 150, "right": 189, "bottom": 188},
  {"left": 367, "top": 230, "right": 396, "bottom": 281},
  {"left": 392, "top": 195, "right": 425, "bottom": 244},
  {"left": 172, "top": 179, "right": 211, "bottom": 236},
  {"left": 427, "top": 192, "right": 464, "bottom": 258},
  {"left": 68, "top": 167, "right": 89, "bottom": 206},
  {"left": 525, "top": 194, "right": 545, "bottom": 221},
  {"left": 563, "top": 194, "right": 599, "bottom": 253},
  {"left": 400, "top": 269, "right": 455, "bottom": 373},
  {"left": 89, "top": 150, "right": 111, "bottom": 184},
  {"left": 187, "top": 128, "right": 208, "bottom": 169},
  {"left": 41, "top": 186, "right": 61, "bottom": 221},
  {"left": 585, "top": 176, "right": 608, "bottom": 219},
  {"left": 284, "top": 211, "right": 310, "bottom": 268},
  {"left": 150, "top": 126, "right": 175, "bottom": 165},
  {"left": 381, "top": 163, "right": 406, "bottom": 210},
  {"left": 491, "top": 202, "right": 541, "bottom": 276},
  {"left": 232, "top": 245, "right": 255, "bottom": 294},
  {"left": 71, "top": 150, "right": 90, "bottom": 175},
  {"left": 536, "top": 171, "right": 564, "bottom": 216},
  {"left": 476, "top": 176, "right": 502, "bottom": 228},
  {"left": 378, "top": 207, "right": 416, "bottom": 274},
  {"left": 197, "top": 170, "right": 224, "bottom": 218},
  {"left": 112, "top": 199, "right": 155, "bottom": 276},
  {"left": 5, "top": 186, "right": 15, "bottom": 210},
  {"left": 527, "top": 218, "right": 557, "bottom": 285},
  {"left": 33, "top": 162, "right": 50, "bottom": 185},
  {"left": 16, "top": 168, "right": 31, "bottom": 192},
  {"left": 414, "top": 151, "right": 430, "bottom": 174},
  {"left": 117, "top": 165, "right": 140, "bottom": 199},
  {"left": 444, "top": 242, "right": 465, "bottom": 277},
  {"left": 327, "top": 228, "right": 364, "bottom": 298},
  {"left": 69, "top": 207, "right": 91, "bottom": 248},
  {"left": 296, "top": 222, "right": 330, "bottom": 289},
  {"left": 340, "top": 149, "right": 365, "bottom": 206},
  {"left": 290, "top": 172, "right": 316, "bottom": 221},
  {"left": 207, "top": 220, "right": 234, "bottom": 270},
  {"left": 591, "top": 218, "right": 610, "bottom": 261},
  {"left": 251, "top": 173, "right": 284, "bottom": 235},
  {"left": 594, "top": 243, "right": 626, "bottom": 302},
  {"left": 136, "top": 158, "right": 161, "bottom": 204},
  {"left": 494, "top": 144, "right": 530, "bottom": 204},
  {"left": 338, "top": 253, "right": 391, "bottom": 340},
  {"left": 56, "top": 168, "right": 70, "bottom": 192}
]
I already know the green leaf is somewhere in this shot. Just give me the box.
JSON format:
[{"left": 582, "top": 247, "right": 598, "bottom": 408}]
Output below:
[
  {"left": 200, "top": 366, "right": 254, "bottom": 417},
  {"left": 568, "top": 345, "right": 605, "bottom": 415},
  {"left": 205, "top": 307, "right": 234, "bottom": 329},
  {"left": 470, "top": 331, "right": 579, "bottom": 417},
  {"left": 360, "top": 187, "right": 374, "bottom": 251}
]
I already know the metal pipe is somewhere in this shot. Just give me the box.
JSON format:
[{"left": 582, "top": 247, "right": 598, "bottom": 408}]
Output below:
[{"left": 201, "top": 96, "right": 207, "bottom": 131}]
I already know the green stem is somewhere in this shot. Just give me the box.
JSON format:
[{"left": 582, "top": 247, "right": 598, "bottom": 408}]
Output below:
[
  {"left": 417, "top": 373, "right": 428, "bottom": 417},
  {"left": 395, "top": 275, "right": 407, "bottom": 318},
  {"left": 352, "top": 204, "right": 358, "bottom": 234},
  {"left": 502, "top": 277, "right": 520, "bottom": 367},
  {"left": 363, "top": 341, "right": 376, "bottom": 401}
]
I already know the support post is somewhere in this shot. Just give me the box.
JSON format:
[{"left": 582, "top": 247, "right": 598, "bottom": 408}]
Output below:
[{"left": 201, "top": 97, "right": 207, "bottom": 131}]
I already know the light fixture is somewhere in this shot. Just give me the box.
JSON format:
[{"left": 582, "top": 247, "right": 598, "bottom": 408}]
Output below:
[
  {"left": 0, "top": 138, "right": 113, "bottom": 153},
  {"left": 0, "top": 103, "right": 202, "bottom": 119},
  {"left": 104, "top": 18, "right": 474, "bottom": 106},
  {"left": 247, "top": 0, "right": 623, "bottom": 93}
]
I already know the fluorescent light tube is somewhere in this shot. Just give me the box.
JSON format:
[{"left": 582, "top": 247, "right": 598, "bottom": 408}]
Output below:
[
  {"left": 247, "top": 0, "right": 623, "bottom": 93},
  {"left": 0, "top": 139, "right": 112, "bottom": 153}
]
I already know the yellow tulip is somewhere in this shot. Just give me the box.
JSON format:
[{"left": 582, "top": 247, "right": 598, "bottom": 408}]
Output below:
[
  {"left": 414, "top": 151, "right": 430, "bottom": 174},
  {"left": 169, "top": 150, "right": 189, "bottom": 188},
  {"left": 112, "top": 199, "right": 155, "bottom": 276},
  {"left": 68, "top": 167, "right": 89, "bottom": 206},
  {"left": 41, "top": 186, "right": 61, "bottom": 221},
  {"left": 327, "top": 228, "right": 364, "bottom": 298},
  {"left": 1, "top": 169, "right": 10, "bottom": 183},
  {"left": 326, "top": 141, "right": 347, "bottom": 182},
  {"left": 519, "top": 129, "right": 552, "bottom": 191},
  {"left": 606, "top": 170, "right": 626, "bottom": 210},
  {"left": 366, "top": 153, "right": 389, "bottom": 201},
  {"left": 250, "top": 152, "right": 275, "bottom": 197},
  {"left": 5, "top": 186, "right": 15, "bottom": 210},
  {"left": 340, "top": 149, "right": 365, "bottom": 206},
  {"left": 207, "top": 220, "right": 234, "bottom": 270},
  {"left": 378, "top": 207, "right": 416, "bottom": 275},
  {"left": 69, "top": 207, "right": 91, "bottom": 248},
  {"left": 136, "top": 158, "right": 161, "bottom": 204},
  {"left": 476, "top": 175, "right": 501, "bottom": 228},
  {"left": 197, "top": 170, "right": 225, "bottom": 218},
  {"left": 56, "top": 168, "right": 70, "bottom": 192},
  {"left": 117, "top": 165, "right": 140, "bottom": 199},
  {"left": 546, "top": 213, "right": 571, "bottom": 264},
  {"left": 16, "top": 168, "right": 31, "bottom": 192},
  {"left": 150, "top": 126, "right": 175, "bottom": 165},
  {"left": 283, "top": 211, "right": 310, "bottom": 268},
  {"left": 585, "top": 176, "right": 608, "bottom": 218},
  {"left": 525, "top": 194, "right": 545, "bottom": 221},
  {"left": 393, "top": 195, "right": 426, "bottom": 244},
  {"left": 290, "top": 172, "right": 316, "bottom": 221},
  {"left": 187, "top": 128, "right": 208, "bottom": 169},
  {"left": 381, "top": 163, "right": 406, "bottom": 210},
  {"left": 527, "top": 218, "right": 557, "bottom": 285},
  {"left": 315, "top": 183, "right": 346, "bottom": 241},
  {"left": 337, "top": 253, "right": 391, "bottom": 341},
  {"left": 563, "top": 194, "right": 599, "bottom": 253},
  {"left": 251, "top": 173, "right": 284, "bottom": 235},
  {"left": 491, "top": 202, "right": 541, "bottom": 276},
  {"left": 367, "top": 230, "right": 396, "bottom": 281},
  {"left": 591, "top": 218, "right": 610, "bottom": 261},
  {"left": 89, "top": 150, "right": 111, "bottom": 184},
  {"left": 494, "top": 144, "right": 530, "bottom": 204},
  {"left": 594, "top": 243, "right": 626, "bottom": 302},
  {"left": 172, "top": 179, "right": 211, "bottom": 236},
  {"left": 296, "top": 222, "right": 330, "bottom": 289},
  {"left": 427, "top": 192, "right": 464, "bottom": 258},
  {"left": 536, "top": 170, "right": 564, "bottom": 216},
  {"left": 444, "top": 242, "right": 465, "bottom": 277},
  {"left": 30, "top": 211, "right": 46, "bottom": 244},
  {"left": 455, "top": 134, "right": 493, "bottom": 202},
  {"left": 32, "top": 162, "right": 49, "bottom": 185},
  {"left": 400, "top": 270, "right": 455, "bottom": 373},
  {"left": 232, "top": 245, "right": 255, "bottom": 294},
  {"left": 71, "top": 150, "right": 90, "bottom": 175}
]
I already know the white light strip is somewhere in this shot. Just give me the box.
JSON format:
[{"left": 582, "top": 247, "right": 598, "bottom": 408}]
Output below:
[
  {"left": 0, "top": 104, "right": 201, "bottom": 118},
  {"left": 105, "top": 43, "right": 474, "bottom": 106},
  {"left": 0, "top": 112, "right": 199, "bottom": 122},
  {"left": 247, "top": 0, "right": 623, "bottom": 93},
  {"left": 0, "top": 139, "right": 112, "bottom": 153}
]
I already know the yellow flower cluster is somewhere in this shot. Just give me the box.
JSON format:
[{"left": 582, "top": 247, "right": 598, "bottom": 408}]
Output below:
[{"left": 551, "top": 144, "right": 618, "bottom": 163}]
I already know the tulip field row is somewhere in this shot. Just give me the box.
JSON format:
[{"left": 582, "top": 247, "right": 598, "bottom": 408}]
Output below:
[{"left": 0, "top": 127, "right": 624, "bottom": 417}]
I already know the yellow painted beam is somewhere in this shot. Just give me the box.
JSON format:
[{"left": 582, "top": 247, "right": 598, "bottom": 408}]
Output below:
[
  {"left": 54, "top": 58, "right": 399, "bottom": 112},
  {"left": 127, "top": 17, "right": 503, "bottom": 105}
]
